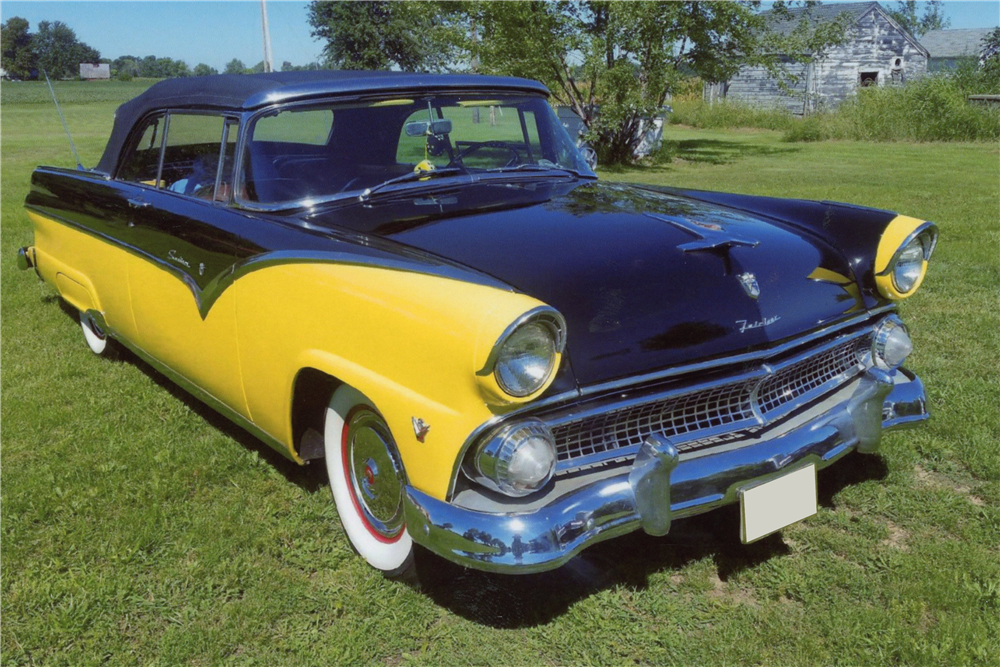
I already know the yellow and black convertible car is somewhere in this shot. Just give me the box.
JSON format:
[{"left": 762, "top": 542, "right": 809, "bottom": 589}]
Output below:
[{"left": 18, "top": 72, "right": 937, "bottom": 576}]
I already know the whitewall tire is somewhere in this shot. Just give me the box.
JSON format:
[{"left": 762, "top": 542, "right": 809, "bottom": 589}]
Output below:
[
  {"left": 80, "top": 311, "right": 109, "bottom": 355},
  {"left": 324, "top": 384, "right": 415, "bottom": 575}
]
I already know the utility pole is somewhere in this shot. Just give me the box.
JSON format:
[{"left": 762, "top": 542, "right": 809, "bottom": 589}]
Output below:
[
  {"left": 261, "top": 0, "right": 275, "bottom": 73},
  {"left": 471, "top": 16, "right": 479, "bottom": 124}
]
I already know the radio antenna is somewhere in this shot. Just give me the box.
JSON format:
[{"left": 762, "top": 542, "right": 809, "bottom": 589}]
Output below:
[{"left": 43, "top": 69, "right": 85, "bottom": 170}]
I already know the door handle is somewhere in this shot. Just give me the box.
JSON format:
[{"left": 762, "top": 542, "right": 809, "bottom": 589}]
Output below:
[{"left": 127, "top": 198, "right": 150, "bottom": 209}]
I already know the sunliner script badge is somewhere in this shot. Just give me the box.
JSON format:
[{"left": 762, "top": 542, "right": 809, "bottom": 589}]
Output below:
[
  {"left": 736, "top": 315, "right": 781, "bottom": 334},
  {"left": 738, "top": 272, "right": 760, "bottom": 299}
]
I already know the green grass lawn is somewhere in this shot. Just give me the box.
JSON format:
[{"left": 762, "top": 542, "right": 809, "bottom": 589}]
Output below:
[{"left": 2, "top": 81, "right": 999, "bottom": 666}]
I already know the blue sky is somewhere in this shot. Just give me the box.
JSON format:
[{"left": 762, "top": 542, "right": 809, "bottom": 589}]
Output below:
[{"left": 2, "top": 1, "right": 998, "bottom": 72}]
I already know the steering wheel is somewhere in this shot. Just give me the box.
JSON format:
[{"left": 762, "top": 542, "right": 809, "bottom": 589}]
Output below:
[{"left": 449, "top": 141, "right": 522, "bottom": 168}]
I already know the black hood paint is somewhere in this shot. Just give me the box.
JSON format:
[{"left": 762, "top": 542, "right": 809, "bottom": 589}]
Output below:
[{"left": 310, "top": 179, "right": 866, "bottom": 386}]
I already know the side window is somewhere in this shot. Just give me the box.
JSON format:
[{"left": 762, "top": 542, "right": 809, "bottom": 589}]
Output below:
[
  {"left": 118, "top": 115, "right": 165, "bottom": 184},
  {"left": 253, "top": 109, "right": 333, "bottom": 145},
  {"left": 160, "top": 114, "right": 226, "bottom": 199}
]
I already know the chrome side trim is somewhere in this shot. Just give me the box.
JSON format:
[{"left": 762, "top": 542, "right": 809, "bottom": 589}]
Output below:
[{"left": 25, "top": 205, "right": 513, "bottom": 320}]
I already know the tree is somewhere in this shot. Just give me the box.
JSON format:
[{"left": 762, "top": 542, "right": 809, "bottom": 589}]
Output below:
[
  {"left": 308, "top": 0, "right": 463, "bottom": 71},
  {"left": 224, "top": 58, "right": 247, "bottom": 75},
  {"left": 248, "top": 60, "right": 267, "bottom": 74},
  {"left": 472, "top": 1, "right": 847, "bottom": 164},
  {"left": 33, "top": 20, "right": 99, "bottom": 78},
  {"left": 887, "top": 1, "right": 950, "bottom": 38},
  {"left": 1, "top": 17, "right": 36, "bottom": 79},
  {"left": 193, "top": 63, "right": 218, "bottom": 77}
]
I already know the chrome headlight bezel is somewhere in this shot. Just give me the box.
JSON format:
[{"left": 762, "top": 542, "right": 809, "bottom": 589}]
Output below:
[
  {"left": 876, "top": 221, "right": 938, "bottom": 299},
  {"left": 479, "top": 307, "right": 567, "bottom": 399},
  {"left": 870, "top": 315, "right": 913, "bottom": 371},
  {"left": 465, "top": 419, "right": 558, "bottom": 497}
]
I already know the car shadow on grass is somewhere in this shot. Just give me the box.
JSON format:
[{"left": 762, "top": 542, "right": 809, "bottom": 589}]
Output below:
[{"left": 411, "top": 451, "right": 888, "bottom": 629}]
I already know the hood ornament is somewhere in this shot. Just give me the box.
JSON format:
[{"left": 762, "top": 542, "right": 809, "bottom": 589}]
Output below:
[
  {"left": 645, "top": 213, "right": 759, "bottom": 254},
  {"left": 738, "top": 272, "right": 760, "bottom": 299}
]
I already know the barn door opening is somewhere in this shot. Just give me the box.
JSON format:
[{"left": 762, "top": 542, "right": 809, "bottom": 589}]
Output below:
[{"left": 860, "top": 71, "right": 879, "bottom": 87}]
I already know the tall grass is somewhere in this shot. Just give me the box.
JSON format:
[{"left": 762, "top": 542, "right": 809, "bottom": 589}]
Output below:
[
  {"left": 669, "top": 98, "right": 795, "bottom": 131},
  {"left": 670, "top": 66, "right": 1000, "bottom": 143},
  {"left": 813, "top": 73, "right": 1000, "bottom": 142}
]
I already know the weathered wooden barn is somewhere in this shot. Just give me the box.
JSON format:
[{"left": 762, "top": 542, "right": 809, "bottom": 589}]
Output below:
[{"left": 705, "top": 2, "right": 929, "bottom": 114}]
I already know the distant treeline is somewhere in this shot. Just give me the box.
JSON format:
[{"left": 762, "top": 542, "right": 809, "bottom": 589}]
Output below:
[
  {"left": 2, "top": 16, "right": 321, "bottom": 81},
  {"left": 1, "top": 17, "right": 99, "bottom": 79},
  {"left": 114, "top": 57, "right": 323, "bottom": 80}
]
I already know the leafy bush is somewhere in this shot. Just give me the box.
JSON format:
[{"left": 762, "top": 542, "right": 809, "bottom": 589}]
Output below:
[{"left": 114, "top": 69, "right": 133, "bottom": 82}]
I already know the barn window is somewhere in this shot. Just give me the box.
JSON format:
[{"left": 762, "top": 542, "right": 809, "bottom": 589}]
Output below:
[{"left": 860, "top": 71, "right": 879, "bottom": 87}]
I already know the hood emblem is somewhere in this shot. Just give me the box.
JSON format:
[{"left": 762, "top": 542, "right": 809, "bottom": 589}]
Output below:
[{"left": 738, "top": 272, "right": 760, "bottom": 299}]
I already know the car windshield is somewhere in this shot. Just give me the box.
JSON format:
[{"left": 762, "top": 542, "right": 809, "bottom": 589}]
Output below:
[{"left": 239, "top": 94, "right": 595, "bottom": 206}]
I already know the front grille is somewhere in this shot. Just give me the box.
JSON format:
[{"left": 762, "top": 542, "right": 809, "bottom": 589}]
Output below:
[
  {"left": 552, "top": 332, "right": 871, "bottom": 468},
  {"left": 756, "top": 336, "right": 870, "bottom": 416}
]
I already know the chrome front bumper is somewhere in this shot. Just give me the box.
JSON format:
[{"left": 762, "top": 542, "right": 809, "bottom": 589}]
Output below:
[{"left": 403, "top": 367, "right": 928, "bottom": 574}]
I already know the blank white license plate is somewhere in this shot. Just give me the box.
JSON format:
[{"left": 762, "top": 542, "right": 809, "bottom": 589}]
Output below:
[{"left": 739, "top": 465, "right": 817, "bottom": 543}]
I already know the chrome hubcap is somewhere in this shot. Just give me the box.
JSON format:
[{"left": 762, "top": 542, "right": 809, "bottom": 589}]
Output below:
[{"left": 346, "top": 410, "right": 405, "bottom": 538}]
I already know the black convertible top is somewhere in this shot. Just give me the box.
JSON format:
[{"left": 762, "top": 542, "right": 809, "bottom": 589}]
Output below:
[{"left": 96, "top": 71, "right": 550, "bottom": 175}]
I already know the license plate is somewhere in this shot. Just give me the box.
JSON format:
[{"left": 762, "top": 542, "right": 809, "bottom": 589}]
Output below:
[{"left": 739, "top": 464, "right": 817, "bottom": 543}]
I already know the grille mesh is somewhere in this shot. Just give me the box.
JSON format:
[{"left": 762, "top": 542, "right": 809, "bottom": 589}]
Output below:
[
  {"left": 756, "top": 337, "right": 868, "bottom": 416},
  {"left": 553, "top": 334, "right": 870, "bottom": 466}
]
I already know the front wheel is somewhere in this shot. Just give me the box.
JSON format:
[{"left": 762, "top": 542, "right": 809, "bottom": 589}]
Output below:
[{"left": 324, "top": 385, "right": 415, "bottom": 576}]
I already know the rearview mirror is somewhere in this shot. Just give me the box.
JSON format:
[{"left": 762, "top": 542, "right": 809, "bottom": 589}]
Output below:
[{"left": 405, "top": 119, "right": 453, "bottom": 137}]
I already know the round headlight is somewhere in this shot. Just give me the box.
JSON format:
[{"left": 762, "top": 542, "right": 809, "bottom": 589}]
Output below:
[
  {"left": 875, "top": 219, "right": 938, "bottom": 300},
  {"left": 892, "top": 237, "right": 926, "bottom": 293},
  {"left": 495, "top": 322, "right": 558, "bottom": 397},
  {"left": 872, "top": 316, "right": 912, "bottom": 370},
  {"left": 469, "top": 420, "right": 557, "bottom": 497}
]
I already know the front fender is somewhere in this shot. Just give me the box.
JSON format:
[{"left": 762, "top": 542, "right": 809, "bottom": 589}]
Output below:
[{"left": 234, "top": 261, "right": 549, "bottom": 500}]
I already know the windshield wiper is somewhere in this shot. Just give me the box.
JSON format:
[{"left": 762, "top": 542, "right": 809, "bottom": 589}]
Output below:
[
  {"left": 486, "top": 163, "right": 583, "bottom": 177},
  {"left": 359, "top": 167, "right": 466, "bottom": 202}
]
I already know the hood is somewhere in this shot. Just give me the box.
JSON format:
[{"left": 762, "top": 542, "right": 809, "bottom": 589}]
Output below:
[{"left": 309, "top": 180, "right": 866, "bottom": 387}]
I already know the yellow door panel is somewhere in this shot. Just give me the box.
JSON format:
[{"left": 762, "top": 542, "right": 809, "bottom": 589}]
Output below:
[
  {"left": 127, "top": 257, "right": 251, "bottom": 420},
  {"left": 235, "top": 262, "right": 546, "bottom": 500},
  {"left": 28, "top": 212, "right": 138, "bottom": 341}
]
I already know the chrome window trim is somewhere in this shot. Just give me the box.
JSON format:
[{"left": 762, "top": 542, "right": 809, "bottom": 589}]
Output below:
[{"left": 446, "top": 307, "right": 895, "bottom": 500}]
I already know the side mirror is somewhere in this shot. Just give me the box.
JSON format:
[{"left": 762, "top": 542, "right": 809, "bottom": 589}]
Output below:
[{"left": 405, "top": 119, "right": 453, "bottom": 137}]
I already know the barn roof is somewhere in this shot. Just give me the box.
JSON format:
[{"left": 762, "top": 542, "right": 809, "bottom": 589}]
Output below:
[
  {"left": 96, "top": 71, "right": 549, "bottom": 175},
  {"left": 764, "top": 1, "right": 881, "bottom": 37},
  {"left": 919, "top": 28, "right": 993, "bottom": 58},
  {"left": 762, "top": 1, "right": 928, "bottom": 57}
]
